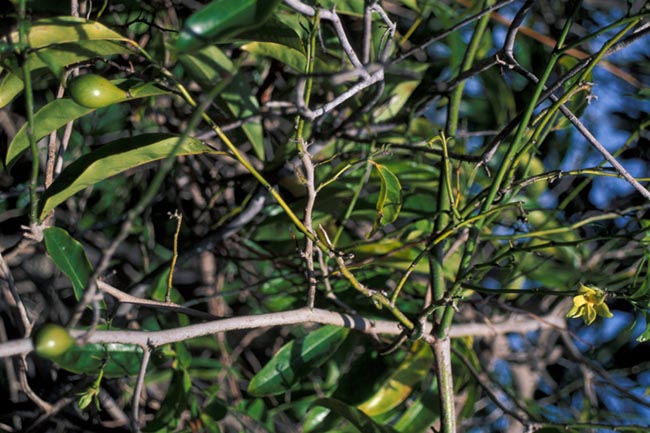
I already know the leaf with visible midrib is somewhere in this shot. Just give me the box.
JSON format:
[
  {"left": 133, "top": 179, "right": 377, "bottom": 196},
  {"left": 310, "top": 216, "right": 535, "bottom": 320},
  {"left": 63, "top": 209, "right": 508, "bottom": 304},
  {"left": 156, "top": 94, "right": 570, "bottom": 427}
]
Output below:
[
  {"left": 247, "top": 325, "right": 349, "bottom": 396},
  {"left": 43, "top": 227, "right": 93, "bottom": 301},
  {"left": 5, "top": 81, "right": 171, "bottom": 168},
  {"left": 37, "top": 133, "right": 219, "bottom": 221}
]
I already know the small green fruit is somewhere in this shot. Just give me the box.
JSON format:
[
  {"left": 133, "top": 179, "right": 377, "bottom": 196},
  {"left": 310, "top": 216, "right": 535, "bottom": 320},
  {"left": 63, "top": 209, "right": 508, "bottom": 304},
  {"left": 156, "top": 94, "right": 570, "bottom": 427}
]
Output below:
[
  {"left": 67, "top": 74, "right": 128, "bottom": 108},
  {"left": 34, "top": 323, "right": 75, "bottom": 358}
]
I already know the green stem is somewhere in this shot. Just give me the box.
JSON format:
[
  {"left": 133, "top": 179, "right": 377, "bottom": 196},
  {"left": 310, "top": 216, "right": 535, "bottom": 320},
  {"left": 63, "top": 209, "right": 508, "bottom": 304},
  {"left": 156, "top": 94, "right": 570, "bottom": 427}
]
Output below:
[
  {"left": 433, "top": 338, "right": 456, "bottom": 433},
  {"left": 18, "top": 2, "right": 38, "bottom": 224},
  {"left": 482, "top": 1, "right": 582, "bottom": 217},
  {"left": 432, "top": 4, "right": 495, "bottom": 431},
  {"left": 332, "top": 162, "right": 372, "bottom": 247}
]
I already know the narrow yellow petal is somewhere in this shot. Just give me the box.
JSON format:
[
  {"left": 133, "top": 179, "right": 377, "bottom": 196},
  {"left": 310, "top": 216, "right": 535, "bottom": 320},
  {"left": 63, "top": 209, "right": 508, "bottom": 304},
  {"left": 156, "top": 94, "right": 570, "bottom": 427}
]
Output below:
[
  {"left": 567, "top": 303, "right": 583, "bottom": 318},
  {"left": 584, "top": 306, "right": 597, "bottom": 325}
]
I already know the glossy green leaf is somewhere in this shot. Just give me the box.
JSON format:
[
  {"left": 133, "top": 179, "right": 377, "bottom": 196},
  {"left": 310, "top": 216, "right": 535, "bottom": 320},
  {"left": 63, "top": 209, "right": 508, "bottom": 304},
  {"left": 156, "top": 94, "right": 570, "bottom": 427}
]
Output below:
[
  {"left": 310, "top": 398, "right": 400, "bottom": 433},
  {"left": 369, "top": 161, "right": 402, "bottom": 236},
  {"left": 37, "top": 133, "right": 217, "bottom": 220},
  {"left": 49, "top": 342, "right": 143, "bottom": 378},
  {"left": 357, "top": 341, "right": 433, "bottom": 416},
  {"left": 6, "top": 99, "right": 91, "bottom": 167},
  {"left": 43, "top": 227, "right": 93, "bottom": 301},
  {"left": 175, "top": 0, "right": 282, "bottom": 52},
  {"left": 247, "top": 325, "right": 349, "bottom": 396},
  {"left": 6, "top": 81, "right": 171, "bottom": 167}
]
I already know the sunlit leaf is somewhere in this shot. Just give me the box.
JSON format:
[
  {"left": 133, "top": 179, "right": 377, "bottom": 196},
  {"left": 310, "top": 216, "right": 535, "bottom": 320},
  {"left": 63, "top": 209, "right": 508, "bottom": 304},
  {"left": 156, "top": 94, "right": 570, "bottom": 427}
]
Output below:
[
  {"left": 369, "top": 160, "right": 402, "bottom": 236},
  {"left": 393, "top": 378, "right": 439, "bottom": 433},
  {"left": 357, "top": 341, "right": 433, "bottom": 416},
  {"left": 6, "top": 16, "right": 132, "bottom": 49},
  {"left": 311, "top": 398, "right": 400, "bottom": 433},
  {"left": 242, "top": 41, "right": 307, "bottom": 72}
]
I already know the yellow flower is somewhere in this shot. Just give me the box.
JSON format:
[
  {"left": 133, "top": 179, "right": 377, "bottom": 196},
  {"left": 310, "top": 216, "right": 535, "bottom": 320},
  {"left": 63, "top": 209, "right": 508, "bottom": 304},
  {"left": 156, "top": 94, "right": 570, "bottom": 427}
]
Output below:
[{"left": 566, "top": 283, "right": 614, "bottom": 325}]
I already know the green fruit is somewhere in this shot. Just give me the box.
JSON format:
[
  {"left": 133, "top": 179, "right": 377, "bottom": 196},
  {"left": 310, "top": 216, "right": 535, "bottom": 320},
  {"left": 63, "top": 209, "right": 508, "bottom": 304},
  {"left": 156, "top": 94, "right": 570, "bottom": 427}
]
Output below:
[
  {"left": 34, "top": 323, "right": 75, "bottom": 358},
  {"left": 67, "top": 74, "right": 128, "bottom": 108}
]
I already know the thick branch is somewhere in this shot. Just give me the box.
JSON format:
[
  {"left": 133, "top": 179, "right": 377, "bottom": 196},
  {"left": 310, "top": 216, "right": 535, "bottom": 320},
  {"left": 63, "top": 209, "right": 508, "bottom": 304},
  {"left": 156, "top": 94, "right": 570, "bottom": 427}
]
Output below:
[{"left": 0, "top": 308, "right": 565, "bottom": 357}]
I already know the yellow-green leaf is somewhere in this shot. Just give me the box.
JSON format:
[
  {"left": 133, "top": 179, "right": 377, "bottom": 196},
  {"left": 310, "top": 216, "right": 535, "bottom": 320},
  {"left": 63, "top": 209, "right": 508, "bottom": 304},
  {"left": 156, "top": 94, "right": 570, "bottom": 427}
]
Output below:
[
  {"left": 369, "top": 161, "right": 402, "bottom": 236},
  {"left": 357, "top": 341, "right": 433, "bottom": 416}
]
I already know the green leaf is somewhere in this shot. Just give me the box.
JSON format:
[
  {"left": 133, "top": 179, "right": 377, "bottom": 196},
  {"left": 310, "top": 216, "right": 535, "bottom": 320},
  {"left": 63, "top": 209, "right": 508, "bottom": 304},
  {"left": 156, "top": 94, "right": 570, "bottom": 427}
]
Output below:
[
  {"left": 310, "top": 398, "right": 400, "bottom": 433},
  {"left": 5, "top": 81, "right": 171, "bottom": 167},
  {"left": 369, "top": 161, "right": 402, "bottom": 236},
  {"left": 37, "top": 133, "right": 217, "bottom": 220},
  {"left": 221, "top": 74, "right": 265, "bottom": 161},
  {"left": 357, "top": 341, "right": 433, "bottom": 416},
  {"left": 179, "top": 46, "right": 233, "bottom": 84},
  {"left": 242, "top": 41, "right": 307, "bottom": 72},
  {"left": 50, "top": 342, "right": 143, "bottom": 378},
  {"left": 393, "top": 377, "right": 439, "bottom": 433},
  {"left": 179, "top": 47, "right": 265, "bottom": 160},
  {"left": 175, "top": 0, "right": 283, "bottom": 52},
  {"left": 0, "top": 72, "right": 24, "bottom": 108},
  {"left": 143, "top": 369, "right": 192, "bottom": 432},
  {"left": 373, "top": 79, "right": 420, "bottom": 123},
  {"left": 247, "top": 325, "right": 349, "bottom": 396},
  {"left": 6, "top": 16, "right": 131, "bottom": 50},
  {"left": 43, "top": 227, "right": 93, "bottom": 301},
  {"left": 235, "top": 17, "right": 306, "bottom": 52},
  {"left": 1, "top": 40, "right": 132, "bottom": 88}
]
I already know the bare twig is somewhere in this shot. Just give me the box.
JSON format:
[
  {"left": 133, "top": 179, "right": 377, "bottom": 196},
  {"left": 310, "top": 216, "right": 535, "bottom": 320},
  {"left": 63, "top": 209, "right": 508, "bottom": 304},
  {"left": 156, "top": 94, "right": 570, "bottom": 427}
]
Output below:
[
  {"left": 300, "top": 139, "right": 318, "bottom": 308},
  {"left": 0, "top": 253, "right": 31, "bottom": 335},
  {"left": 98, "top": 281, "right": 217, "bottom": 320},
  {"left": 396, "top": 0, "right": 518, "bottom": 62},
  {"left": 131, "top": 345, "right": 151, "bottom": 433},
  {"left": 296, "top": 64, "right": 384, "bottom": 120},
  {"left": 501, "top": 34, "right": 650, "bottom": 200}
]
